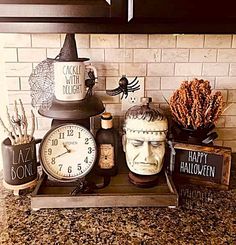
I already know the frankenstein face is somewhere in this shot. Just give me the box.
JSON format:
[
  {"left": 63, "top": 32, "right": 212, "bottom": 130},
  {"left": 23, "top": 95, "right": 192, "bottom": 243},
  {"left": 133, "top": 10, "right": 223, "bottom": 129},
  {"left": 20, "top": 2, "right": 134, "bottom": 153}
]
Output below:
[{"left": 123, "top": 118, "right": 168, "bottom": 175}]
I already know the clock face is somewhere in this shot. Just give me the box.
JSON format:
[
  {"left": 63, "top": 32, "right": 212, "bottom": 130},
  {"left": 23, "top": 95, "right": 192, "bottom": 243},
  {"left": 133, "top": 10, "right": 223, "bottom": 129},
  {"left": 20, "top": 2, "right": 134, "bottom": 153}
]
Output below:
[{"left": 39, "top": 124, "right": 97, "bottom": 182}]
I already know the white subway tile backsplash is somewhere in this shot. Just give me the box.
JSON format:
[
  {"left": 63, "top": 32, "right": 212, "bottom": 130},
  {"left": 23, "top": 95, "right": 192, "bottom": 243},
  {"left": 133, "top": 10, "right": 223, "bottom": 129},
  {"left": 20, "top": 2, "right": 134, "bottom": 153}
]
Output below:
[
  {"left": 3, "top": 34, "right": 31, "bottom": 48},
  {"left": 218, "top": 49, "right": 236, "bottom": 62},
  {"left": 79, "top": 49, "right": 104, "bottom": 62},
  {"left": 229, "top": 64, "right": 236, "bottom": 76},
  {"left": 32, "top": 34, "right": 61, "bottom": 48},
  {"left": 106, "top": 76, "right": 120, "bottom": 90},
  {"left": 75, "top": 34, "right": 90, "bottom": 48},
  {"left": 175, "top": 63, "right": 202, "bottom": 76},
  {"left": 202, "top": 63, "right": 229, "bottom": 76},
  {"left": 95, "top": 63, "right": 119, "bottom": 76},
  {"left": 222, "top": 103, "right": 236, "bottom": 115},
  {"left": 146, "top": 90, "right": 173, "bottom": 103},
  {"left": 161, "top": 77, "right": 187, "bottom": 89},
  {"left": 216, "top": 128, "right": 236, "bottom": 140},
  {"left": 105, "top": 104, "right": 123, "bottom": 116},
  {"left": 228, "top": 90, "right": 236, "bottom": 102},
  {"left": 120, "top": 34, "right": 148, "bottom": 48},
  {"left": 18, "top": 48, "right": 46, "bottom": 62},
  {"left": 4, "top": 48, "right": 17, "bottom": 62},
  {"left": 177, "top": 35, "right": 204, "bottom": 48},
  {"left": 162, "top": 49, "right": 189, "bottom": 62},
  {"left": 5, "top": 77, "right": 20, "bottom": 90},
  {"left": 224, "top": 116, "right": 236, "bottom": 127},
  {"left": 36, "top": 117, "right": 52, "bottom": 130},
  {"left": 94, "top": 76, "right": 106, "bottom": 91},
  {"left": 95, "top": 91, "right": 119, "bottom": 103},
  {"left": 232, "top": 35, "right": 236, "bottom": 48},
  {"left": 105, "top": 49, "right": 132, "bottom": 63},
  {"left": 190, "top": 49, "right": 217, "bottom": 62},
  {"left": 148, "top": 63, "right": 174, "bottom": 76},
  {"left": 120, "top": 63, "right": 146, "bottom": 76},
  {"left": 134, "top": 49, "right": 161, "bottom": 63},
  {"left": 20, "top": 77, "right": 30, "bottom": 90},
  {"left": 215, "top": 77, "right": 236, "bottom": 89},
  {"left": 145, "top": 77, "right": 161, "bottom": 90},
  {"left": 91, "top": 34, "right": 119, "bottom": 48},
  {"left": 149, "top": 35, "right": 176, "bottom": 48},
  {"left": 3, "top": 33, "right": 236, "bottom": 151},
  {"left": 5, "top": 63, "right": 32, "bottom": 77},
  {"left": 47, "top": 48, "right": 61, "bottom": 58},
  {"left": 205, "top": 35, "right": 232, "bottom": 48}
]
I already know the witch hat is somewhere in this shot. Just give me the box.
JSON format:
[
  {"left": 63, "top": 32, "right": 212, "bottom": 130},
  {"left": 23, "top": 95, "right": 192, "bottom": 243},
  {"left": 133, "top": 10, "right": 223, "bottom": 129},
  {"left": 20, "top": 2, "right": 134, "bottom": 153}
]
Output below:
[
  {"left": 39, "top": 33, "right": 105, "bottom": 120},
  {"left": 57, "top": 33, "right": 89, "bottom": 62}
]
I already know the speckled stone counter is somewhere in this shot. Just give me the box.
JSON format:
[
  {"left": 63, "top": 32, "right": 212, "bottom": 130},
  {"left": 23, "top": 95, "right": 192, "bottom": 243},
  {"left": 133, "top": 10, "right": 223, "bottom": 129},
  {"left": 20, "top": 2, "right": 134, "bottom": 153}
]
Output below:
[{"left": 1, "top": 162, "right": 236, "bottom": 245}]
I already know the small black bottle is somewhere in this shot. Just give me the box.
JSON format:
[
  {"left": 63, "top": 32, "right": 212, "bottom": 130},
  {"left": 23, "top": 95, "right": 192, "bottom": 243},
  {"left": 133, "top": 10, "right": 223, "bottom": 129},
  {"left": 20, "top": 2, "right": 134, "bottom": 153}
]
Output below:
[{"left": 95, "top": 112, "right": 119, "bottom": 176}]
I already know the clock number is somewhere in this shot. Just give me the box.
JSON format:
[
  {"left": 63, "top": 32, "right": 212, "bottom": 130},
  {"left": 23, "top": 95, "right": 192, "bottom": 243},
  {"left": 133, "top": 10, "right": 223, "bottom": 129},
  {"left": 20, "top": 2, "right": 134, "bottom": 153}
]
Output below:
[
  {"left": 59, "top": 164, "right": 63, "bottom": 171},
  {"left": 78, "top": 163, "right": 82, "bottom": 171},
  {"left": 78, "top": 132, "right": 81, "bottom": 138},
  {"left": 51, "top": 158, "right": 55, "bottom": 164},
  {"left": 84, "top": 157, "right": 88, "bottom": 163},
  {"left": 85, "top": 138, "right": 89, "bottom": 144},
  {"left": 88, "top": 147, "right": 92, "bottom": 154},
  {"left": 59, "top": 132, "right": 65, "bottom": 139},
  {"left": 47, "top": 148, "right": 52, "bottom": 155},
  {"left": 68, "top": 166, "right": 72, "bottom": 173},
  {"left": 52, "top": 139, "right": 58, "bottom": 146},
  {"left": 67, "top": 129, "right": 74, "bottom": 136}
]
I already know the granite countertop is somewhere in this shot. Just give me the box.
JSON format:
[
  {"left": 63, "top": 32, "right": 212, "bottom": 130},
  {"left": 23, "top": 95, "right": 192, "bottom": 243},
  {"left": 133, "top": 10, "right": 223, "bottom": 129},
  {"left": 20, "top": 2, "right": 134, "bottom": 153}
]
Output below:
[{"left": 0, "top": 162, "right": 236, "bottom": 245}]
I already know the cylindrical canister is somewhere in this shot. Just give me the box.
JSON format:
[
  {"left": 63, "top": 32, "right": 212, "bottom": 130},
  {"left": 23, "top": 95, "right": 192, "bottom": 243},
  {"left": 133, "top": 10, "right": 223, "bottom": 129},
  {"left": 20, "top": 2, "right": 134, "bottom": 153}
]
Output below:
[{"left": 1, "top": 138, "right": 39, "bottom": 190}]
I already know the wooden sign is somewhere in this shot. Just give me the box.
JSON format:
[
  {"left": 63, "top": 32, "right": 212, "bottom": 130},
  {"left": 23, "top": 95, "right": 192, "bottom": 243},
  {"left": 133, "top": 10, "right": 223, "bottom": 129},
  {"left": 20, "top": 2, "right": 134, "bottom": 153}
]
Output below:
[{"left": 171, "top": 143, "right": 232, "bottom": 190}]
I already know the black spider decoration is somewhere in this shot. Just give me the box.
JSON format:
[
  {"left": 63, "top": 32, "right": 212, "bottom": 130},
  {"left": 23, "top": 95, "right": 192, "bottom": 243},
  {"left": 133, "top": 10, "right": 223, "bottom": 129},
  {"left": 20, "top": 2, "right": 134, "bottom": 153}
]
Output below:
[
  {"left": 106, "top": 75, "right": 140, "bottom": 99},
  {"left": 85, "top": 70, "right": 97, "bottom": 97}
]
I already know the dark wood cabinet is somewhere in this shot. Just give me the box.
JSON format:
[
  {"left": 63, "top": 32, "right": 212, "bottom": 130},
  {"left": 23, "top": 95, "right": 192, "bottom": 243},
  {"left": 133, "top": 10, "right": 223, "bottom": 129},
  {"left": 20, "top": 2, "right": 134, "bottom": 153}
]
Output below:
[
  {"left": 1, "top": 0, "right": 236, "bottom": 33},
  {"left": 128, "top": 0, "right": 236, "bottom": 33},
  {"left": 0, "top": 0, "right": 127, "bottom": 33},
  {"left": 132, "top": 0, "right": 236, "bottom": 23},
  {"left": 0, "top": 0, "right": 125, "bottom": 19}
]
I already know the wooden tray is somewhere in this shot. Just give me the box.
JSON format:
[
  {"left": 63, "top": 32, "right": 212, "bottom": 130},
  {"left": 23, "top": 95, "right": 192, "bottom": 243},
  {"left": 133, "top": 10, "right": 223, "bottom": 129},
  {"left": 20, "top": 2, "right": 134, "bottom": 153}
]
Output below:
[{"left": 31, "top": 167, "right": 178, "bottom": 210}]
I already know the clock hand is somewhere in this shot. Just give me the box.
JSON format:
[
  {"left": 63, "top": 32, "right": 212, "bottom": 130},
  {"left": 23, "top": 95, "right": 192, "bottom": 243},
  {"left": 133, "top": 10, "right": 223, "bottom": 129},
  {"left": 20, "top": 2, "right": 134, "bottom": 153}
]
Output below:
[
  {"left": 63, "top": 143, "right": 71, "bottom": 153},
  {"left": 54, "top": 150, "right": 70, "bottom": 159}
]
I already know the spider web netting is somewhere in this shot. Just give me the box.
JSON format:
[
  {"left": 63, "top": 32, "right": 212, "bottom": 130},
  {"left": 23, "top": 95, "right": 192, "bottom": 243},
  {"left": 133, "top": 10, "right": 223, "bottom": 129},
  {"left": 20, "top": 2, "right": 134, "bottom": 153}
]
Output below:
[{"left": 28, "top": 59, "right": 55, "bottom": 110}]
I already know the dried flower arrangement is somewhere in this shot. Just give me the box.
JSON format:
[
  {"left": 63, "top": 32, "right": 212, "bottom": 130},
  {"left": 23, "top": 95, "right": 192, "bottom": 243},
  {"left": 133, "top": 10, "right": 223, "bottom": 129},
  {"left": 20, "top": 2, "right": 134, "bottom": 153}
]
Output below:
[
  {"left": 169, "top": 79, "right": 223, "bottom": 130},
  {"left": 0, "top": 99, "right": 35, "bottom": 145}
]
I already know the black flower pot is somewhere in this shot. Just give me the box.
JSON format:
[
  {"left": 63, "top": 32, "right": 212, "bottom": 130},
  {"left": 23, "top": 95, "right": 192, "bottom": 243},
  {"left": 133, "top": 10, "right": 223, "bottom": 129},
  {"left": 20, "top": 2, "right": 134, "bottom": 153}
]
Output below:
[{"left": 171, "top": 123, "right": 218, "bottom": 145}]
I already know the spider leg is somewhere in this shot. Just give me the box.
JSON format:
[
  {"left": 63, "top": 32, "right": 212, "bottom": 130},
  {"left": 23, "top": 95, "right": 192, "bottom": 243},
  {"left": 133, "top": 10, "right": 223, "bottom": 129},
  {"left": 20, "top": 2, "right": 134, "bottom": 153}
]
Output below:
[
  {"left": 106, "top": 87, "right": 123, "bottom": 96},
  {"left": 127, "top": 76, "right": 138, "bottom": 86},
  {"left": 124, "top": 92, "right": 129, "bottom": 99},
  {"left": 127, "top": 80, "right": 139, "bottom": 89},
  {"left": 121, "top": 92, "right": 125, "bottom": 99},
  {"left": 127, "top": 85, "right": 140, "bottom": 92}
]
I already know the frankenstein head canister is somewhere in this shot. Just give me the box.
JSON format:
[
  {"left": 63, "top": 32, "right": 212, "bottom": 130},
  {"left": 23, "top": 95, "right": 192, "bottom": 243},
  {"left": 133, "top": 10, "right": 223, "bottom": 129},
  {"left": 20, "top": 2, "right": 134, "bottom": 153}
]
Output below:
[{"left": 122, "top": 97, "right": 168, "bottom": 187}]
